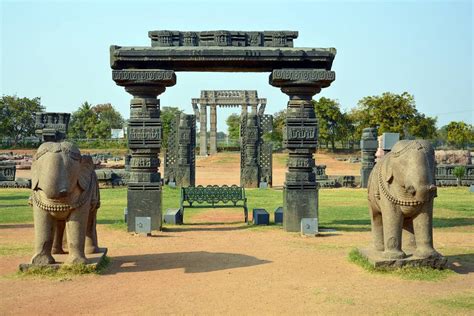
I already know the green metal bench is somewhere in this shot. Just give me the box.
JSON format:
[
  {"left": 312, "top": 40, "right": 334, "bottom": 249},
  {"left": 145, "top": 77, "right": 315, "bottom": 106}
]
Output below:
[{"left": 180, "top": 185, "right": 248, "bottom": 223}]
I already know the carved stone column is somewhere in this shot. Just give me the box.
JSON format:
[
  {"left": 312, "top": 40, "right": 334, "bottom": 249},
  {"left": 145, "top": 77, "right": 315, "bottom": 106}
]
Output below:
[
  {"left": 112, "top": 69, "right": 176, "bottom": 232},
  {"left": 240, "top": 113, "right": 260, "bottom": 188},
  {"left": 209, "top": 104, "right": 217, "bottom": 155},
  {"left": 360, "top": 127, "right": 378, "bottom": 188},
  {"left": 176, "top": 114, "right": 196, "bottom": 187},
  {"left": 241, "top": 104, "right": 248, "bottom": 116},
  {"left": 199, "top": 104, "right": 208, "bottom": 156},
  {"left": 270, "top": 69, "right": 335, "bottom": 232}
]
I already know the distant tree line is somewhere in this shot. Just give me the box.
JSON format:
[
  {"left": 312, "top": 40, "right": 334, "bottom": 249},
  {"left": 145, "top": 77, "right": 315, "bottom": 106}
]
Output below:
[
  {"left": 1, "top": 94, "right": 472, "bottom": 150},
  {"left": 225, "top": 91, "right": 473, "bottom": 151}
]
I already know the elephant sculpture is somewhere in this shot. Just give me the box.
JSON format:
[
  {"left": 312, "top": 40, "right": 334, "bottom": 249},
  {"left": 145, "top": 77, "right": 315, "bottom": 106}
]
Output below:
[
  {"left": 367, "top": 140, "right": 441, "bottom": 260},
  {"left": 30, "top": 142, "right": 100, "bottom": 265}
]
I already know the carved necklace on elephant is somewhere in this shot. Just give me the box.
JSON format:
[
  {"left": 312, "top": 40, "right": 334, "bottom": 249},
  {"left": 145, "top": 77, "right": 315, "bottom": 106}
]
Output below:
[{"left": 31, "top": 178, "right": 92, "bottom": 212}]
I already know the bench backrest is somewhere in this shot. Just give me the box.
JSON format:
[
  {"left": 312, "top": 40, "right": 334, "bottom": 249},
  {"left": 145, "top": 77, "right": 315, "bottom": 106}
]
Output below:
[{"left": 182, "top": 185, "right": 246, "bottom": 205}]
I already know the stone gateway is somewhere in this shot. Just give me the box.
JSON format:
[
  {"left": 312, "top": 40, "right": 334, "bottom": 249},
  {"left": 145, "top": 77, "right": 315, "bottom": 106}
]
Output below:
[{"left": 111, "top": 30, "right": 336, "bottom": 232}]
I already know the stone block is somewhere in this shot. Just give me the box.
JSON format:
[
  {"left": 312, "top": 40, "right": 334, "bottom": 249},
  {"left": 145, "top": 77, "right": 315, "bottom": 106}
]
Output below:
[
  {"left": 357, "top": 248, "right": 447, "bottom": 269},
  {"left": 301, "top": 218, "right": 318, "bottom": 236},
  {"left": 127, "top": 187, "right": 162, "bottom": 232},
  {"left": 382, "top": 133, "right": 400, "bottom": 150},
  {"left": 470, "top": 185, "right": 474, "bottom": 193},
  {"left": 19, "top": 248, "right": 108, "bottom": 272},
  {"left": 274, "top": 207, "right": 283, "bottom": 224},
  {"left": 253, "top": 208, "right": 269, "bottom": 225},
  {"left": 259, "top": 182, "right": 268, "bottom": 189},
  {"left": 124, "top": 207, "right": 128, "bottom": 223},
  {"left": 283, "top": 188, "right": 318, "bottom": 232},
  {"left": 164, "top": 208, "right": 183, "bottom": 225},
  {"left": 135, "top": 217, "right": 151, "bottom": 234}
]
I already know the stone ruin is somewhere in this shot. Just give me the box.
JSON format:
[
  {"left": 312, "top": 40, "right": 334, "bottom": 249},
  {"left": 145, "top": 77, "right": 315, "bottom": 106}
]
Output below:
[
  {"left": 163, "top": 113, "right": 196, "bottom": 187},
  {"left": 35, "top": 112, "right": 70, "bottom": 142},
  {"left": 192, "top": 90, "right": 266, "bottom": 156},
  {"left": 360, "top": 127, "right": 378, "bottom": 188},
  {"left": 240, "top": 110, "right": 273, "bottom": 188},
  {"left": 111, "top": 29, "right": 336, "bottom": 232}
]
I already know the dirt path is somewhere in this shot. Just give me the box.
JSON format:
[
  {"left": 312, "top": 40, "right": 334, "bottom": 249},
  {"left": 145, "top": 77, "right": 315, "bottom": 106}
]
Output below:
[{"left": 1, "top": 221, "right": 472, "bottom": 315}]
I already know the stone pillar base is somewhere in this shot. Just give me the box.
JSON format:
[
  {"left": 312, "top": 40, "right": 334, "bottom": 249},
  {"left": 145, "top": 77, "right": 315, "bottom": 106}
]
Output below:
[
  {"left": 360, "top": 168, "right": 372, "bottom": 188},
  {"left": 283, "top": 188, "right": 318, "bottom": 232},
  {"left": 127, "top": 185, "right": 162, "bottom": 232}
]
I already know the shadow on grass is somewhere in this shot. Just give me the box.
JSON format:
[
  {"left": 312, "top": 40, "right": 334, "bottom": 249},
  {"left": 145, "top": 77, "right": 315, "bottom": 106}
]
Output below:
[
  {"left": 0, "top": 223, "right": 33, "bottom": 229},
  {"left": 433, "top": 218, "right": 474, "bottom": 228},
  {"left": 105, "top": 251, "right": 271, "bottom": 274},
  {"left": 0, "top": 195, "right": 29, "bottom": 201},
  {"left": 447, "top": 253, "right": 474, "bottom": 275}
]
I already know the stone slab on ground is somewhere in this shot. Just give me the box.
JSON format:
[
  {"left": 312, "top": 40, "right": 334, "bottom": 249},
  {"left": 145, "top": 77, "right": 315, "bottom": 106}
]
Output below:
[
  {"left": 18, "top": 248, "right": 108, "bottom": 272},
  {"left": 358, "top": 247, "right": 447, "bottom": 269}
]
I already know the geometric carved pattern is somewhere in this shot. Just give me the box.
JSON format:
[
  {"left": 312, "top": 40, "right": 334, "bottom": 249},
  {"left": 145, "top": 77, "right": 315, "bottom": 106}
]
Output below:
[{"left": 164, "top": 114, "right": 196, "bottom": 187}]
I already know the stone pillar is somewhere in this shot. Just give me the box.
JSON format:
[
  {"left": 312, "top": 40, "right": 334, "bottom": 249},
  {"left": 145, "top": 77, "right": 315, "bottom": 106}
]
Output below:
[
  {"left": 242, "top": 104, "right": 248, "bottom": 115},
  {"left": 250, "top": 103, "right": 258, "bottom": 114},
  {"left": 360, "top": 127, "right": 378, "bottom": 188},
  {"left": 176, "top": 114, "right": 196, "bottom": 187},
  {"left": 240, "top": 113, "right": 260, "bottom": 188},
  {"left": 199, "top": 104, "right": 208, "bottom": 156},
  {"left": 112, "top": 69, "right": 176, "bottom": 232},
  {"left": 209, "top": 104, "right": 217, "bottom": 155},
  {"left": 270, "top": 69, "right": 335, "bottom": 232}
]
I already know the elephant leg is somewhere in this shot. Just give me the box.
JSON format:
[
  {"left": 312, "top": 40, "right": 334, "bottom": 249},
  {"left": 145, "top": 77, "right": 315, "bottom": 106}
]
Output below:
[
  {"left": 413, "top": 203, "right": 439, "bottom": 258},
  {"left": 381, "top": 206, "right": 405, "bottom": 259},
  {"left": 370, "top": 206, "right": 384, "bottom": 252},
  {"left": 52, "top": 220, "right": 66, "bottom": 254},
  {"left": 31, "top": 207, "right": 55, "bottom": 265},
  {"left": 85, "top": 208, "right": 99, "bottom": 254},
  {"left": 65, "top": 208, "right": 89, "bottom": 264},
  {"left": 402, "top": 217, "right": 416, "bottom": 252}
]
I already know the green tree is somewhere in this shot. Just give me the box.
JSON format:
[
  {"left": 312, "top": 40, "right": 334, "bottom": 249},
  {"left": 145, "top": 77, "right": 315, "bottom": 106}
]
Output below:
[
  {"left": 92, "top": 103, "right": 124, "bottom": 138},
  {"left": 453, "top": 166, "right": 466, "bottom": 186},
  {"left": 0, "top": 95, "right": 44, "bottom": 145},
  {"left": 446, "top": 121, "right": 474, "bottom": 149},
  {"left": 312, "top": 97, "right": 353, "bottom": 151},
  {"left": 160, "top": 106, "right": 183, "bottom": 148},
  {"left": 269, "top": 110, "right": 286, "bottom": 148},
  {"left": 226, "top": 113, "right": 241, "bottom": 141},
  {"left": 68, "top": 102, "right": 98, "bottom": 139},
  {"left": 349, "top": 92, "right": 437, "bottom": 140}
]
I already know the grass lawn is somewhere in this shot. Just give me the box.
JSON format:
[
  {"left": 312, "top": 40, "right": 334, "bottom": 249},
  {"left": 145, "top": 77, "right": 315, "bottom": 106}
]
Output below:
[{"left": 1, "top": 187, "right": 472, "bottom": 233}]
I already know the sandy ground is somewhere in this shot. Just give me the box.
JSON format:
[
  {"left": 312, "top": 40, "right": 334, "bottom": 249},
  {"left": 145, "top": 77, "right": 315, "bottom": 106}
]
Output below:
[{"left": 0, "top": 221, "right": 473, "bottom": 315}]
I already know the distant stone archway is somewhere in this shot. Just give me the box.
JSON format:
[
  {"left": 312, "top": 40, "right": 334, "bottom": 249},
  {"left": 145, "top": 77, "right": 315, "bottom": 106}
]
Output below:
[{"left": 111, "top": 30, "right": 336, "bottom": 232}]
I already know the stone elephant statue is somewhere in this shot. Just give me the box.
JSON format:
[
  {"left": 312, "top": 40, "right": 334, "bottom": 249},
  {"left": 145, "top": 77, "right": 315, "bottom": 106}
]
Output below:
[
  {"left": 367, "top": 140, "right": 441, "bottom": 260},
  {"left": 30, "top": 142, "right": 100, "bottom": 265}
]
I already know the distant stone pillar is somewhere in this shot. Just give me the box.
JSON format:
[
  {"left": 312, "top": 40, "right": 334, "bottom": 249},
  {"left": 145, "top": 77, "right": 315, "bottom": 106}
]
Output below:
[
  {"left": 112, "top": 69, "right": 176, "bottom": 232},
  {"left": 270, "top": 69, "right": 335, "bottom": 232},
  {"left": 250, "top": 103, "right": 258, "bottom": 114},
  {"left": 209, "top": 104, "right": 217, "bottom": 155},
  {"left": 176, "top": 114, "right": 196, "bottom": 187},
  {"left": 199, "top": 104, "right": 208, "bottom": 156},
  {"left": 240, "top": 113, "right": 260, "bottom": 187},
  {"left": 360, "top": 127, "right": 378, "bottom": 188},
  {"left": 242, "top": 104, "right": 248, "bottom": 115}
]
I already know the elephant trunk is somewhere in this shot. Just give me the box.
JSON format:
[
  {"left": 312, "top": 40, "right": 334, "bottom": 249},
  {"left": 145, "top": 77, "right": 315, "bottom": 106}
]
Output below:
[{"left": 40, "top": 155, "right": 70, "bottom": 200}]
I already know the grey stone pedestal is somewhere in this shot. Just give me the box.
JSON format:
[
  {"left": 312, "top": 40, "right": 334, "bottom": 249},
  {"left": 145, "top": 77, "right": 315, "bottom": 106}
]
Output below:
[{"left": 357, "top": 248, "right": 447, "bottom": 269}]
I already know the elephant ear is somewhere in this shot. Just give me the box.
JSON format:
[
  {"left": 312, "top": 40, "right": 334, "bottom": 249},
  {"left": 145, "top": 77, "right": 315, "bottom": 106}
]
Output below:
[
  {"left": 31, "top": 160, "right": 39, "bottom": 190},
  {"left": 78, "top": 155, "right": 94, "bottom": 191},
  {"left": 382, "top": 156, "right": 394, "bottom": 184}
]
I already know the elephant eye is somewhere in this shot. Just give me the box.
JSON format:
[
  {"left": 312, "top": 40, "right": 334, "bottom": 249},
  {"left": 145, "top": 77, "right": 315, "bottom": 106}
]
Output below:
[{"left": 70, "top": 152, "right": 81, "bottom": 161}]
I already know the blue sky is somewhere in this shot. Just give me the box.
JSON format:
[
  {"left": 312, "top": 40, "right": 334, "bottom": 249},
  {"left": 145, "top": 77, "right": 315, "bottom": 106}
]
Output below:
[{"left": 1, "top": 0, "right": 472, "bottom": 131}]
